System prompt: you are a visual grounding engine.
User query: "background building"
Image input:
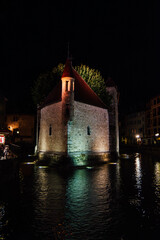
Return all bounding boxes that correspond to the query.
[145,95,160,144]
[6,114,35,144]
[0,95,10,145]
[121,111,146,145]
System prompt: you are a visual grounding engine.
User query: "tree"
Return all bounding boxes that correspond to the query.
[32,64,64,106]
[32,63,111,107]
[75,65,111,107]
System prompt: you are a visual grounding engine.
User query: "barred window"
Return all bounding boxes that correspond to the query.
[87,126,91,135]
[49,124,52,136]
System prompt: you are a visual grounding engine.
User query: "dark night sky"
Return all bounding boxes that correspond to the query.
[1,0,160,113]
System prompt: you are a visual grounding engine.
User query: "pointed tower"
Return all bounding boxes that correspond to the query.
[106,77,119,156]
[61,59,75,122]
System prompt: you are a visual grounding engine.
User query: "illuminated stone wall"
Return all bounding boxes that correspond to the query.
[38,100,109,158]
[68,101,109,154]
[39,102,67,153]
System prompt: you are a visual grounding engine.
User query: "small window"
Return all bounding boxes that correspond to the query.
[87,126,91,135]
[66,81,69,91]
[153,108,156,117]
[49,124,52,136]
[66,104,70,116]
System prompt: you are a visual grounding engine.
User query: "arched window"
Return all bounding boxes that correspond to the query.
[87,126,91,135]
[49,124,52,136]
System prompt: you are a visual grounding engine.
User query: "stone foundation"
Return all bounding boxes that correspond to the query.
[38,151,110,167]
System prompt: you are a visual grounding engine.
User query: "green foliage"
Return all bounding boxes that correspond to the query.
[31,64,64,106]
[75,65,111,107]
[32,63,111,107]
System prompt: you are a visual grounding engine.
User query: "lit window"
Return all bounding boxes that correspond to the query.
[87,126,91,135]
[66,81,69,91]
[0,135,5,144]
[49,124,52,136]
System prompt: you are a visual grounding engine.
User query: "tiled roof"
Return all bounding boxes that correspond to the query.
[73,69,106,108]
[61,58,74,78]
[41,59,106,109]
[40,81,62,108]
[106,77,117,87]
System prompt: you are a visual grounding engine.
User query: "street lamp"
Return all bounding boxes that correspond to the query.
[135,134,141,144]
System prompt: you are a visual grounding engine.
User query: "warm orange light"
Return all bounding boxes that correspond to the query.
[9,126,13,131]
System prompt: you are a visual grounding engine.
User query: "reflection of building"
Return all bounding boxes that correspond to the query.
[37,59,119,165]
[6,114,35,144]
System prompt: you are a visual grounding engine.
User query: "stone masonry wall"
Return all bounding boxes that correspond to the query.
[107,87,119,154]
[68,101,109,153]
[39,102,67,153]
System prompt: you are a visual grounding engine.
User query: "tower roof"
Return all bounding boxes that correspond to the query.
[105,77,117,88]
[61,58,74,78]
[41,59,106,109]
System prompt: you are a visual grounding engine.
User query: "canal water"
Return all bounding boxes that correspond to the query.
[1,153,160,239]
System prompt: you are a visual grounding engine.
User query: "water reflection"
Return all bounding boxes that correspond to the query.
[1,157,160,239]
[154,162,160,188]
[64,164,123,239]
[135,154,142,194]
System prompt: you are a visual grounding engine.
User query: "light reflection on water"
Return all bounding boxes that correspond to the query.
[1,156,160,239]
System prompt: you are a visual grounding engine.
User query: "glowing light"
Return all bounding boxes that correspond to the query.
[38,166,49,169]
[9,126,13,131]
[22,161,36,165]
[136,134,140,138]
[86,166,94,169]
[0,135,5,144]
[155,133,159,137]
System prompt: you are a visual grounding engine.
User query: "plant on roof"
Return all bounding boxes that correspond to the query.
[31,63,112,107]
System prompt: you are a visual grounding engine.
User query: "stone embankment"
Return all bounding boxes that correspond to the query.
[120,144,160,157]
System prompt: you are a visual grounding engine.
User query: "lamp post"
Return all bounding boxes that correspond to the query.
[135,134,141,144]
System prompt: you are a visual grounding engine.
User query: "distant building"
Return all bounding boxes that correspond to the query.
[145,95,160,144]
[36,59,119,166]
[6,114,35,144]
[0,95,10,145]
[122,111,146,144]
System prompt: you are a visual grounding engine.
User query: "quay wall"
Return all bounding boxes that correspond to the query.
[120,144,160,157]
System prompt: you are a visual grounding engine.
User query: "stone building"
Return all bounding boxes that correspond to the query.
[0,95,10,144]
[145,95,160,144]
[37,59,119,166]
[122,111,146,144]
[106,77,119,155]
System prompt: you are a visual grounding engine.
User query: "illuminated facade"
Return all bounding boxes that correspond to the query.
[37,59,118,166]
